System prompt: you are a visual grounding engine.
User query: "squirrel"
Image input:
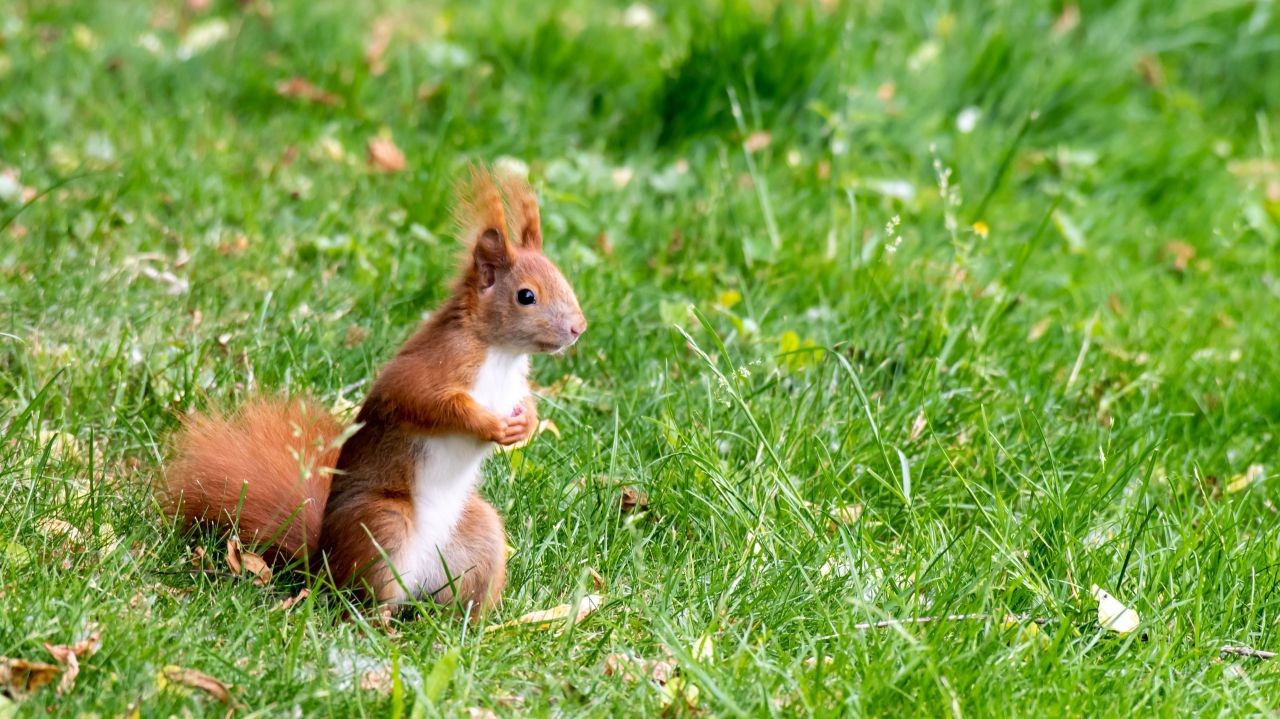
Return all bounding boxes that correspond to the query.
[162,167,587,614]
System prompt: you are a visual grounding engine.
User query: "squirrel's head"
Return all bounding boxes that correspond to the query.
[456,167,587,354]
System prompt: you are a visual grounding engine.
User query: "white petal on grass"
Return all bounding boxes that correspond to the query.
[1091,584,1140,634]
[956,106,982,134]
[493,156,529,179]
[865,179,916,202]
[177,18,230,59]
[622,4,656,29]
[0,173,21,203]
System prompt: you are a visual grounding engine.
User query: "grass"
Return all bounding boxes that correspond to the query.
[2,0,1280,715]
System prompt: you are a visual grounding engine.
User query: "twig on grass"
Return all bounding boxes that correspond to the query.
[1220,645,1277,660]
[852,613,1052,630]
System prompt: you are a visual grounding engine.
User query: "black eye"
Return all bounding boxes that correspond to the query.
[516,288,537,305]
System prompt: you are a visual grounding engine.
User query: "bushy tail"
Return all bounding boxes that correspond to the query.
[163,398,343,559]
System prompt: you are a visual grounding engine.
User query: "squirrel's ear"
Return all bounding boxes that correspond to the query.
[473,228,513,289]
[500,173,542,251]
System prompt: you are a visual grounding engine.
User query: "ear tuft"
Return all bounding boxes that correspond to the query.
[499,172,543,251]
[455,165,515,289]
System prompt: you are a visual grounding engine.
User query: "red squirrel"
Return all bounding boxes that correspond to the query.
[163,167,586,613]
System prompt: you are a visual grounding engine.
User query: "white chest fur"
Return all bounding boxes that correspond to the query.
[391,350,528,602]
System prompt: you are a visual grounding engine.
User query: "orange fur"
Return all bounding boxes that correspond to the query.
[164,398,341,559]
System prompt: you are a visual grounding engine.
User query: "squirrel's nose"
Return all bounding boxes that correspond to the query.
[568,317,587,338]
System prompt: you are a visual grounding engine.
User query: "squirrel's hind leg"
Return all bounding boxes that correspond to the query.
[432,493,508,617]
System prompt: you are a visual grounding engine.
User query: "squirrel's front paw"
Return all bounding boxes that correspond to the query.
[491,413,533,446]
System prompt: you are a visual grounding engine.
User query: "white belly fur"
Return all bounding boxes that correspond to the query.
[392,349,528,601]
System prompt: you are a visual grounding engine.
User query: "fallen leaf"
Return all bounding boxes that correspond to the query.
[367,135,406,173]
[1001,616,1050,650]
[37,518,82,544]
[2,542,31,568]
[620,486,649,513]
[0,657,59,699]
[604,652,677,685]
[909,410,928,441]
[743,131,772,153]
[365,16,394,75]
[275,76,341,107]
[488,594,604,632]
[1163,241,1195,273]
[278,587,311,611]
[1027,318,1052,342]
[1226,464,1265,494]
[1050,3,1080,37]
[586,567,607,592]
[358,667,391,693]
[191,544,211,570]
[344,324,370,348]
[660,675,700,709]
[42,647,78,695]
[160,666,231,703]
[225,537,244,574]
[241,550,273,586]
[804,501,862,528]
[1136,54,1165,88]
[177,18,230,59]
[1091,584,1140,634]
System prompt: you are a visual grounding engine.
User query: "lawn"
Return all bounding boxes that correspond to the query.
[2,0,1280,715]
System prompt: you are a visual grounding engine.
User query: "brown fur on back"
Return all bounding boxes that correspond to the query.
[164,398,342,559]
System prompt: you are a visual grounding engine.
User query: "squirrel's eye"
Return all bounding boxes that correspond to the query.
[516,288,537,306]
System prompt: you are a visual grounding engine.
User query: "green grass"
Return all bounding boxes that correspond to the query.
[3,0,1280,715]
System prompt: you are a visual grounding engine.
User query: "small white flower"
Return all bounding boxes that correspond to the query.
[622,3,656,29]
[494,156,529,179]
[956,106,982,134]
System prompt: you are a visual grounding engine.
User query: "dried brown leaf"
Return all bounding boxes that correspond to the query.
[277,587,311,611]
[0,657,60,699]
[275,76,341,106]
[1050,3,1080,37]
[1163,240,1195,273]
[358,667,391,693]
[743,131,772,153]
[908,410,927,441]
[604,652,677,685]
[1136,55,1165,88]
[620,486,649,513]
[241,550,272,586]
[162,665,231,703]
[225,536,243,575]
[588,567,607,592]
[37,518,82,544]
[367,135,406,173]
[344,324,370,348]
[365,17,394,75]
